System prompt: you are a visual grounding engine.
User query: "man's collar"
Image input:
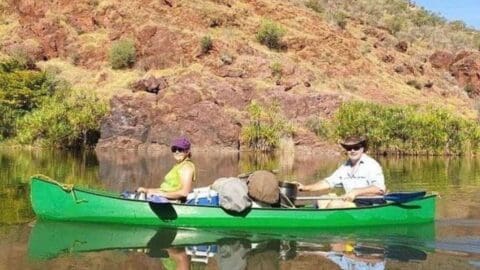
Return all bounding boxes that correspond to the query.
[346,154,365,166]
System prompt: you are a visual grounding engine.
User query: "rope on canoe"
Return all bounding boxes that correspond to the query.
[32,174,74,191]
[31,174,87,204]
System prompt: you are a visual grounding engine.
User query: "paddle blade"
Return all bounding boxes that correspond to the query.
[384,191,426,203]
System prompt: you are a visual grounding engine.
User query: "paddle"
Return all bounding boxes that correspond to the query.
[296,191,426,204]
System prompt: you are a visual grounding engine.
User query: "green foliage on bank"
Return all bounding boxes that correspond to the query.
[242,100,293,152]
[0,69,57,139]
[16,89,108,148]
[0,58,108,148]
[331,101,480,155]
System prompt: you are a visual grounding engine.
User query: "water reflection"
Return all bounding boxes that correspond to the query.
[28,221,433,269]
[95,149,335,191]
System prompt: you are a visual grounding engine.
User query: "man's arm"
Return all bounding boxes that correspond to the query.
[343,185,384,201]
[297,180,331,193]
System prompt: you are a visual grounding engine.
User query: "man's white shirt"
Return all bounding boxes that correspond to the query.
[325,154,385,193]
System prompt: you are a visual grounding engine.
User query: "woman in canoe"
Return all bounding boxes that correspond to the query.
[296,135,385,208]
[137,136,196,201]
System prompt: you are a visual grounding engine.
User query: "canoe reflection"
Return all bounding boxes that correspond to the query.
[28,221,431,269]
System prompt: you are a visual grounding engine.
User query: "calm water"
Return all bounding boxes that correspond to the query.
[1,147,480,269]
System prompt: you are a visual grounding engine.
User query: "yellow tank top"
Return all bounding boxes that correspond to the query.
[159,159,196,192]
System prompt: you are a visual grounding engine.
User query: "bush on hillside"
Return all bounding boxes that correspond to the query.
[406,79,422,90]
[241,100,293,152]
[383,14,405,35]
[256,20,286,50]
[411,8,445,27]
[109,39,136,69]
[332,11,347,29]
[200,36,213,54]
[270,62,282,80]
[305,0,325,13]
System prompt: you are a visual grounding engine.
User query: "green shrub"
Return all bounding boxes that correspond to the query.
[270,62,282,79]
[16,89,108,148]
[108,39,136,69]
[411,8,445,27]
[383,15,405,35]
[200,36,213,54]
[256,20,286,50]
[406,79,422,90]
[333,12,347,29]
[305,0,325,13]
[241,100,293,152]
[449,20,467,31]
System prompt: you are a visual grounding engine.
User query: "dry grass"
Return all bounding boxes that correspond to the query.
[78,30,109,47]
[0,17,19,44]
[36,59,143,99]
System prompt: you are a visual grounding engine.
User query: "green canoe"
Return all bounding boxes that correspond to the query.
[30,176,436,228]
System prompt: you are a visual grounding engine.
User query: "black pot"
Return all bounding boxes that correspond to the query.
[278,181,298,203]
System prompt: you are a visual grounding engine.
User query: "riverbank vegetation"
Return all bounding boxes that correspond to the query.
[242,100,480,156]
[332,101,480,155]
[242,101,294,152]
[0,57,108,148]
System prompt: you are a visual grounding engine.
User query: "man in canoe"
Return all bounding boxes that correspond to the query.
[296,135,385,208]
[137,136,196,201]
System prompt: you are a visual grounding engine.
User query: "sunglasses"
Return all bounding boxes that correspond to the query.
[171,147,187,153]
[343,144,363,151]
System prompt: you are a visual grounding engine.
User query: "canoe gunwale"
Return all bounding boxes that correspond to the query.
[30,176,437,212]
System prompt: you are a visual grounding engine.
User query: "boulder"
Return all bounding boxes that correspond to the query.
[131,76,168,94]
[395,41,408,53]
[429,51,454,69]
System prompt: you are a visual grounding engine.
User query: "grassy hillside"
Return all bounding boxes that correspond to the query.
[1,0,480,152]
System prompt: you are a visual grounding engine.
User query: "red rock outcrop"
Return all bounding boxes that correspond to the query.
[429,50,480,96]
[450,51,480,96]
[429,51,454,69]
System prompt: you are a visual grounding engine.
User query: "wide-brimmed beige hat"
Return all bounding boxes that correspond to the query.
[340,135,367,149]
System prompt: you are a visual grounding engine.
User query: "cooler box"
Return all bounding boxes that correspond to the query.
[186,187,219,206]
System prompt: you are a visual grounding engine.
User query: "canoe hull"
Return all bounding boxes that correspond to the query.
[30,177,436,228]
